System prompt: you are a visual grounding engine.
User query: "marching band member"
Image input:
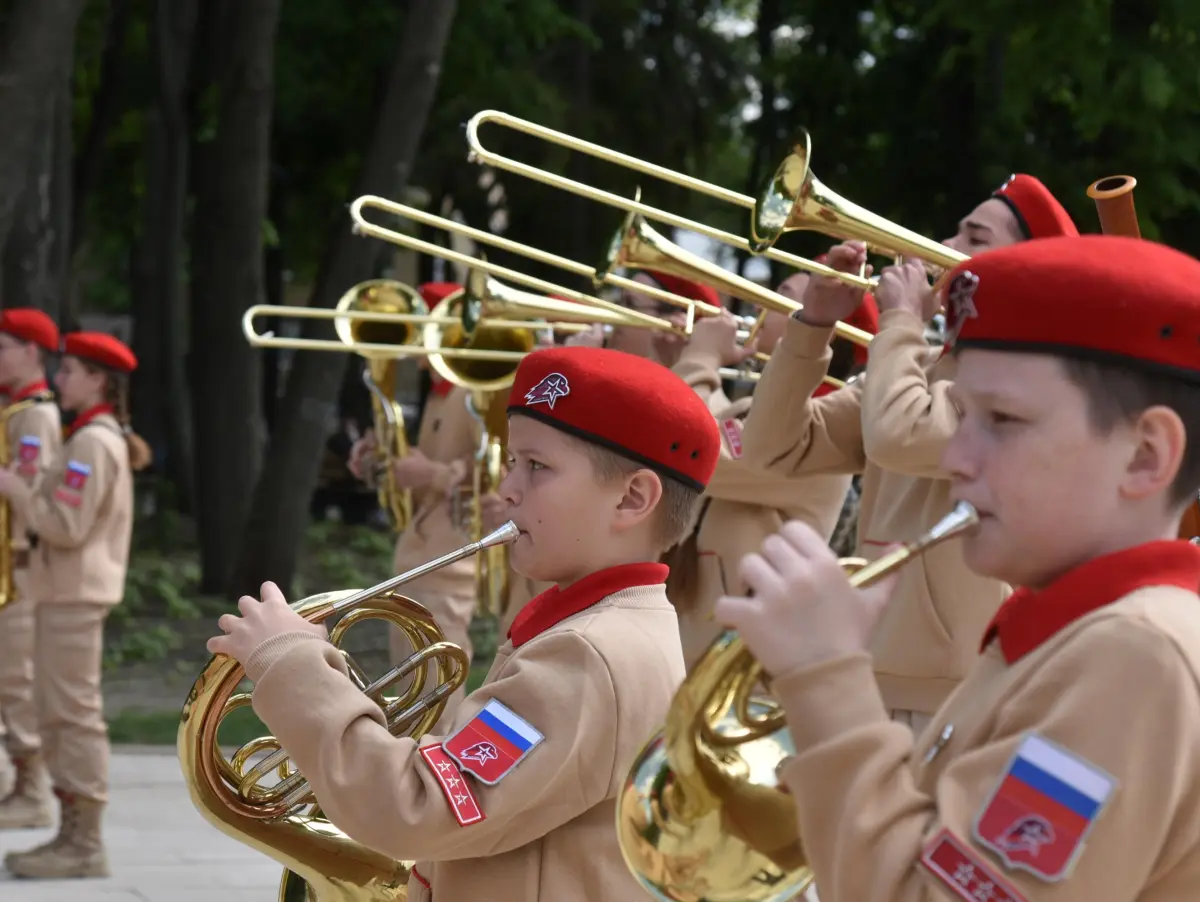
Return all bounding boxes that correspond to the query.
[740,175,1078,734]
[719,235,1200,902]
[0,332,149,879]
[211,346,719,902]
[660,274,877,668]
[0,310,62,830]
[348,282,480,729]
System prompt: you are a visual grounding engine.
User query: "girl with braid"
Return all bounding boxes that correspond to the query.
[0,331,148,880]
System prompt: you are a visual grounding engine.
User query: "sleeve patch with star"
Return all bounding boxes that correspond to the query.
[920,828,1028,902]
[419,744,486,826]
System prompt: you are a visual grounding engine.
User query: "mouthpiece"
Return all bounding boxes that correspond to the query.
[480,521,520,549]
[928,501,979,541]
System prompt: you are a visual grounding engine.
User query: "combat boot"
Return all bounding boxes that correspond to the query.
[5,788,109,879]
[0,750,51,829]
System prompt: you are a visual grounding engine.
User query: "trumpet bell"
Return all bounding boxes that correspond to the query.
[424,291,536,393]
[334,279,428,353]
[750,131,967,273]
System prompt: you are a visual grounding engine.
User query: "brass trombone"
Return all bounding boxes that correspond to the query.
[616,502,979,902]
[465,110,964,283]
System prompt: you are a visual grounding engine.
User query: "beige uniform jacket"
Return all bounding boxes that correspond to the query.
[742,311,1010,712]
[672,347,851,668]
[5,397,61,555]
[393,386,480,595]
[16,413,132,604]
[249,585,685,902]
[774,583,1200,902]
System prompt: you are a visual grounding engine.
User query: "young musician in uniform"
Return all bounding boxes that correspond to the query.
[211,346,718,902]
[659,273,877,668]
[719,234,1200,902]
[0,309,62,829]
[741,174,1078,734]
[0,332,149,879]
[348,282,481,728]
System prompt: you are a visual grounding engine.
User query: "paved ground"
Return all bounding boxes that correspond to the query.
[0,748,281,902]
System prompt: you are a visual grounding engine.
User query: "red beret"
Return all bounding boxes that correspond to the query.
[644,272,721,309]
[0,308,59,352]
[992,174,1079,240]
[62,332,137,374]
[507,346,719,491]
[418,282,463,307]
[942,235,1200,377]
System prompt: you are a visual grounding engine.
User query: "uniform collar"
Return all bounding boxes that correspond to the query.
[508,562,669,647]
[981,540,1200,664]
[65,403,115,439]
[10,378,50,403]
[430,376,455,398]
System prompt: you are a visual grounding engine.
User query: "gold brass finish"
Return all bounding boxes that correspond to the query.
[1087,175,1140,239]
[616,502,979,902]
[179,523,520,902]
[751,130,970,274]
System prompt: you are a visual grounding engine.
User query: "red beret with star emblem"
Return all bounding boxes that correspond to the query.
[62,331,138,373]
[418,282,463,307]
[0,308,59,351]
[992,174,1079,240]
[645,272,721,308]
[507,346,720,490]
[941,235,1200,376]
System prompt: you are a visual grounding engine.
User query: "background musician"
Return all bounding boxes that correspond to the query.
[741,174,1078,735]
[348,281,480,728]
[661,275,874,669]
[210,346,719,902]
[0,310,62,832]
[0,332,149,880]
[719,235,1200,902]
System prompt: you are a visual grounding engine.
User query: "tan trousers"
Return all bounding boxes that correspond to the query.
[35,602,110,802]
[388,587,476,734]
[0,570,40,753]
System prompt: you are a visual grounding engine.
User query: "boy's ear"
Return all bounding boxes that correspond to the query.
[1125,405,1187,502]
[615,469,664,529]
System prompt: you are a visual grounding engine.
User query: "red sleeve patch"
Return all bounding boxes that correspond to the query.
[721,418,743,459]
[419,744,486,827]
[921,828,1029,902]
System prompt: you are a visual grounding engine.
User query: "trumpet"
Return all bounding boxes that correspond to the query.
[616,502,979,902]
[178,522,520,902]
[465,110,963,287]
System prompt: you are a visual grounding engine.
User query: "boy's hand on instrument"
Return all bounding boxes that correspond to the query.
[715,522,899,676]
[687,311,755,367]
[874,257,933,320]
[563,323,606,348]
[391,448,437,489]
[799,241,871,328]
[347,431,377,481]
[208,581,326,664]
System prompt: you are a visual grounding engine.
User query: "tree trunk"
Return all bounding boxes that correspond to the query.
[2,36,74,322]
[189,0,280,593]
[130,0,199,509]
[0,0,89,255]
[233,0,460,596]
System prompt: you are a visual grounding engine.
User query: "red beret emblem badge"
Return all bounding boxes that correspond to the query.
[524,372,571,410]
[944,270,980,345]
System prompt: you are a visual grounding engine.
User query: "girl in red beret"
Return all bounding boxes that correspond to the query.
[0,331,149,879]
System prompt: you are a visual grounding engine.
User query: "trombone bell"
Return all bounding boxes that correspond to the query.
[750,130,969,273]
[334,279,427,353]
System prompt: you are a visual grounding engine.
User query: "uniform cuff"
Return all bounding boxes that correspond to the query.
[772,652,890,752]
[245,631,328,683]
[877,308,926,335]
[781,318,836,359]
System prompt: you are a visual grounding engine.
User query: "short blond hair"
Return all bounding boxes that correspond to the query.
[573,437,704,550]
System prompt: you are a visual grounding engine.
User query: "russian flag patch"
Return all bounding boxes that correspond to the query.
[443,698,544,785]
[973,733,1116,882]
